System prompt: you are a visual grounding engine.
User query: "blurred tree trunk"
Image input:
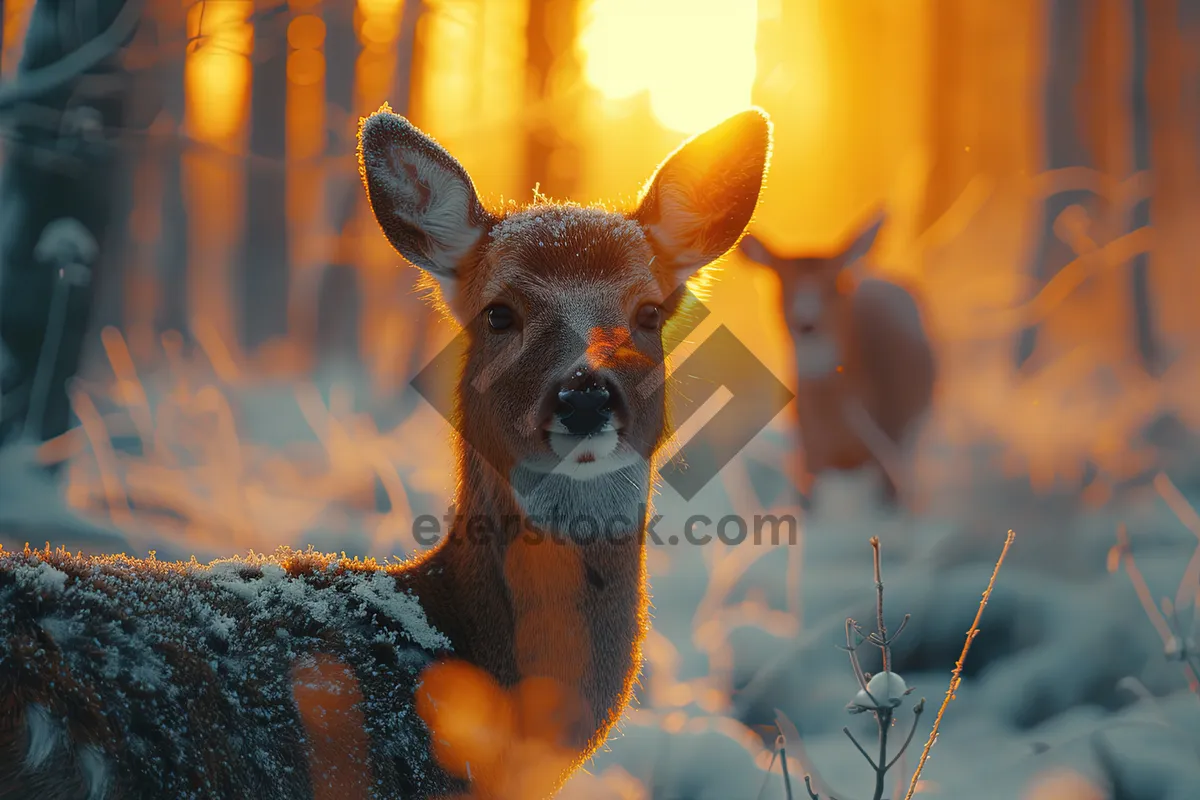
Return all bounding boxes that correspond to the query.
[327,0,421,258]
[90,13,160,337]
[1144,0,1200,355]
[524,0,581,200]
[310,0,357,368]
[156,2,189,341]
[918,0,974,232]
[392,0,420,117]
[1079,0,1162,377]
[378,0,426,401]
[1123,0,1163,375]
[317,0,423,379]
[0,0,141,448]
[240,0,289,353]
[1180,0,1200,347]
[324,0,355,130]
[1013,0,1098,371]
[1189,0,1200,162]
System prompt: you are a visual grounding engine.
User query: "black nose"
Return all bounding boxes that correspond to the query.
[556,383,613,436]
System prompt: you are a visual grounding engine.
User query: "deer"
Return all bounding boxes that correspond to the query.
[0,104,772,800]
[738,211,936,511]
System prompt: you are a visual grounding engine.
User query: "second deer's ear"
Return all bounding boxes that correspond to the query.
[633,109,772,286]
[834,208,886,269]
[357,105,497,284]
[737,233,778,269]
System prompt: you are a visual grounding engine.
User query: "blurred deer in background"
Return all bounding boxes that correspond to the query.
[0,105,771,799]
[739,211,936,511]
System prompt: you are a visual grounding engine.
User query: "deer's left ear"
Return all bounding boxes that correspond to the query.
[357,104,497,284]
[633,109,772,285]
[834,208,886,270]
[737,233,779,270]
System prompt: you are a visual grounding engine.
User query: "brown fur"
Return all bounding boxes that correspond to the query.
[739,211,936,507]
[356,104,770,796]
[0,107,771,799]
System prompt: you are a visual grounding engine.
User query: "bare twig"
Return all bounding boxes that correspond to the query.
[904,529,1016,800]
[961,225,1153,336]
[0,0,146,112]
[831,538,925,800]
[842,726,878,770]
[1114,522,1200,694]
[886,700,925,771]
[844,618,870,690]
[754,737,782,800]
[1152,472,1200,614]
[779,737,795,800]
[872,709,890,800]
[1114,523,1174,641]
[871,536,889,672]
[875,613,911,647]
[776,709,839,800]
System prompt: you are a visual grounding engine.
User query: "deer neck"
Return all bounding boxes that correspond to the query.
[412,448,649,754]
[794,319,866,393]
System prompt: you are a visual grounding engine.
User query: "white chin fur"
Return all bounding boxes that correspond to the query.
[548,429,619,461]
[524,424,643,479]
[795,335,840,378]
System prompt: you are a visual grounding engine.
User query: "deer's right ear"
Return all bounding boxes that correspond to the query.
[633,108,772,286]
[737,233,777,269]
[357,105,497,285]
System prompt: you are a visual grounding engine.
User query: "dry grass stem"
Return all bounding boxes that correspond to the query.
[903,529,1015,800]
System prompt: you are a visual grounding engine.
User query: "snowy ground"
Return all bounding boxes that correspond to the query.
[566,475,1200,800]
[2,353,1200,800]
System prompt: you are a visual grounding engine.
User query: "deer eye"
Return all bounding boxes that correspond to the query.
[635,303,662,331]
[485,304,516,331]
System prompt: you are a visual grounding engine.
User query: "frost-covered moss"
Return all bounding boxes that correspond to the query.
[0,544,462,798]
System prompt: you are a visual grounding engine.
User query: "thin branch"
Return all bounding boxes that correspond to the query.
[913,172,994,258]
[1115,523,1200,693]
[964,225,1153,336]
[892,614,911,641]
[1115,523,1174,641]
[886,700,926,771]
[871,536,889,672]
[842,727,878,770]
[754,737,782,800]
[776,709,838,800]
[872,708,891,800]
[1028,166,1150,207]
[904,530,1016,800]
[845,619,869,690]
[0,0,146,112]
[779,741,795,800]
[1152,472,1200,614]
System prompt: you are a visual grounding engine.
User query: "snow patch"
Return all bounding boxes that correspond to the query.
[23,704,65,769]
[348,570,451,652]
[14,560,69,594]
[79,744,111,800]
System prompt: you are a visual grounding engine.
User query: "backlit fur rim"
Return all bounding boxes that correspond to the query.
[388,107,774,329]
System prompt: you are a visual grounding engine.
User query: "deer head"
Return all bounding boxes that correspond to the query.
[739,209,885,378]
[358,105,772,537]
